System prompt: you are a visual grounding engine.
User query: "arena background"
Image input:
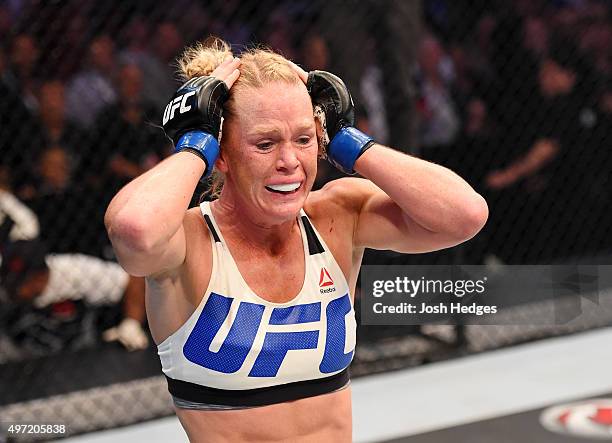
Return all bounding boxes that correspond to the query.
[0,0,611,441]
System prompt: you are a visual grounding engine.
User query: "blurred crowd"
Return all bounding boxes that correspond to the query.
[0,0,611,360]
[418,0,612,265]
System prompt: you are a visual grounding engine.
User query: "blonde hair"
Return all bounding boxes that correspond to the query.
[176,37,303,199]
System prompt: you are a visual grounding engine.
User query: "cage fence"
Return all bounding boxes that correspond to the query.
[1,0,611,439]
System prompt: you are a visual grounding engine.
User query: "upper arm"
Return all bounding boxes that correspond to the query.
[326,178,474,254]
[108,212,188,278]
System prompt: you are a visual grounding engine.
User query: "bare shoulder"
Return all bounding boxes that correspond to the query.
[147,206,210,285]
[181,206,213,280]
[183,205,209,242]
[305,177,375,218]
[304,178,371,279]
[146,206,212,343]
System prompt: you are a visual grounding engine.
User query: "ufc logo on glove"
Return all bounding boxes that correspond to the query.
[162,90,196,125]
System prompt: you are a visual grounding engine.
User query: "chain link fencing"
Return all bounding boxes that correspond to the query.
[1,0,611,439]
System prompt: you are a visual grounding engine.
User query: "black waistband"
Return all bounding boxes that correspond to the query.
[165,368,350,407]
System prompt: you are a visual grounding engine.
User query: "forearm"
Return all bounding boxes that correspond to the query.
[105,151,205,252]
[507,139,559,179]
[355,144,488,237]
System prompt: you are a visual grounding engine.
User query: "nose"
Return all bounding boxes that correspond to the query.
[275,142,300,171]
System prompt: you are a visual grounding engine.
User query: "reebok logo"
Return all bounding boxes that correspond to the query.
[319,268,336,293]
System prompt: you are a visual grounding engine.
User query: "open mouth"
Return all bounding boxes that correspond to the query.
[265,182,302,195]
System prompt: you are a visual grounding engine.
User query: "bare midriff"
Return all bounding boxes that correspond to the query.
[175,385,352,443]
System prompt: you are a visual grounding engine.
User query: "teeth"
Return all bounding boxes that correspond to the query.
[267,182,301,192]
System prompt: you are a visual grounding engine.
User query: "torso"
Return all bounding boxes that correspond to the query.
[145,187,362,442]
[176,387,352,443]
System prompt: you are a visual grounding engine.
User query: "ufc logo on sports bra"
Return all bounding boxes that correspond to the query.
[183,293,354,377]
[162,90,196,125]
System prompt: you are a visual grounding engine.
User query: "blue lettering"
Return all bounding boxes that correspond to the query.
[249,302,321,377]
[183,293,264,373]
[269,302,321,324]
[249,331,319,377]
[183,293,354,377]
[319,293,354,373]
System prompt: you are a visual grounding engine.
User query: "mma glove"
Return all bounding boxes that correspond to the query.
[307,70,374,174]
[162,76,229,178]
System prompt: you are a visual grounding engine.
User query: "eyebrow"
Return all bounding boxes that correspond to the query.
[247,127,281,138]
[247,121,315,138]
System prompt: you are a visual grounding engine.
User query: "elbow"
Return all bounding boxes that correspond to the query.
[105,210,157,255]
[456,194,489,241]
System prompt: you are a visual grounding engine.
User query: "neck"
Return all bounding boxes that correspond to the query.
[213,191,299,256]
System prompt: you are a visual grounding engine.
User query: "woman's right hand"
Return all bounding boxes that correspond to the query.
[161,56,240,177]
[210,55,241,89]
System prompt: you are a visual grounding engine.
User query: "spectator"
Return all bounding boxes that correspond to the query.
[476,13,497,61]
[21,145,102,255]
[298,26,380,143]
[51,13,89,81]
[318,0,420,150]
[0,45,43,186]
[121,21,182,110]
[37,80,88,169]
[358,38,389,144]
[262,7,297,60]
[523,16,551,60]
[208,0,252,51]
[455,97,499,188]
[149,22,184,106]
[488,10,540,143]
[300,32,330,72]
[92,63,168,203]
[5,34,40,113]
[176,4,211,45]
[0,4,11,38]
[0,239,148,358]
[452,97,501,263]
[576,80,612,253]
[416,34,460,161]
[119,16,150,56]
[446,15,497,107]
[577,19,612,78]
[485,39,601,261]
[65,35,118,128]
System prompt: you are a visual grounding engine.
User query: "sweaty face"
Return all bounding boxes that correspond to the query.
[219,82,318,224]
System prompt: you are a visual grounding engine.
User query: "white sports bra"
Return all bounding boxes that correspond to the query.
[158,201,356,407]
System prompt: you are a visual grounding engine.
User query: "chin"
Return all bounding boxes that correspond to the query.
[259,196,307,224]
[267,201,304,223]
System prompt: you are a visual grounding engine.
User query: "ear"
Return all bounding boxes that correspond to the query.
[216,115,238,174]
[313,106,328,159]
[215,145,229,174]
[315,117,324,158]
